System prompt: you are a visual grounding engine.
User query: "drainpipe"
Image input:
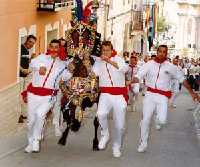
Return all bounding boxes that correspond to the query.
[103,0,109,40]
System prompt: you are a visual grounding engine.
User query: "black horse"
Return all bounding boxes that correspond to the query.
[58,55,100,151]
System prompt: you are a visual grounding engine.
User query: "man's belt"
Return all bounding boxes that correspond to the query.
[100,87,128,103]
[147,87,172,99]
[27,83,58,96]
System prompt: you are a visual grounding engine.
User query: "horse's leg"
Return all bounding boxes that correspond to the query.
[58,108,70,146]
[93,116,99,151]
[71,105,81,132]
[58,100,71,146]
[58,126,70,146]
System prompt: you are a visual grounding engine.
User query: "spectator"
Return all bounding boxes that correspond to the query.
[19,35,37,123]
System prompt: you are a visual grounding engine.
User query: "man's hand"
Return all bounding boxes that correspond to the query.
[125,80,132,86]
[31,53,37,59]
[88,71,96,78]
[101,55,119,69]
[190,92,200,102]
[20,68,31,75]
[39,66,47,75]
[68,63,75,73]
[101,55,109,62]
[183,80,200,102]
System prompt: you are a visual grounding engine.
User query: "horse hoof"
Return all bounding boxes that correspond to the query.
[93,146,99,151]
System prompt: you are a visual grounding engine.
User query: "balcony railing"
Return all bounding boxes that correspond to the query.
[177,0,200,5]
[37,0,74,12]
[132,11,143,32]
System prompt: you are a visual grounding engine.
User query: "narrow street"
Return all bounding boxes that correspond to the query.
[1,1,200,167]
[0,90,199,167]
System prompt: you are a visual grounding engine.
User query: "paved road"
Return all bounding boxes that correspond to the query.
[0,91,200,167]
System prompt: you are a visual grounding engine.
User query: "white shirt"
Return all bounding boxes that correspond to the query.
[30,54,72,90]
[126,65,139,81]
[136,60,185,91]
[92,55,128,87]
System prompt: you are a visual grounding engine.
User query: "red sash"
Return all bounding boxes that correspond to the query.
[21,84,58,102]
[100,87,128,103]
[27,83,58,96]
[21,59,57,102]
[147,87,172,99]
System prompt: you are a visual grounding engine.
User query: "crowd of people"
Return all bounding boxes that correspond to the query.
[19,35,200,158]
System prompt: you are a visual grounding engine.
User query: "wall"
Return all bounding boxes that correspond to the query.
[0,0,72,89]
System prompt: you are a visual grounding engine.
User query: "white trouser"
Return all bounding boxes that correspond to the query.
[140,92,168,143]
[140,82,146,94]
[27,93,53,143]
[171,91,179,106]
[97,93,127,149]
[128,83,139,110]
[20,76,31,116]
[52,90,63,127]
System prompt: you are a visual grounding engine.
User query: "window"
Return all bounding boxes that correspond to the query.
[45,22,59,51]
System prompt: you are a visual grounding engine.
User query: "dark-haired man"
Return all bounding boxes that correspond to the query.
[132,45,199,153]
[24,39,72,153]
[126,55,140,112]
[20,35,37,77]
[19,35,37,121]
[92,41,128,158]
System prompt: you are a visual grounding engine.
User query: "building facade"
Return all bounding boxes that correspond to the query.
[176,0,200,58]
[97,0,144,56]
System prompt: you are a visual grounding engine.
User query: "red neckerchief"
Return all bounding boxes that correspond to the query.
[154,56,167,64]
[111,49,117,58]
[46,49,59,56]
[58,46,67,61]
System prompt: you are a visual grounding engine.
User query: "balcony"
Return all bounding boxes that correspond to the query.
[177,0,200,5]
[37,0,74,12]
[131,11,143,32]
[176,0,188,4]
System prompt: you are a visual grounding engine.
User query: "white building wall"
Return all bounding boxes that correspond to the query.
[176,1,200,58]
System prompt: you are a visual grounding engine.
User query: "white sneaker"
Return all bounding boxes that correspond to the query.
[32,140,40,153]
[172,104,176,108]
[55,127,62,137]
[98,134,109,150]
[24,144,32,153]
[137,142,147,153]
[113,147,121,158]
[155,124,162,130]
